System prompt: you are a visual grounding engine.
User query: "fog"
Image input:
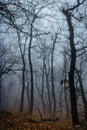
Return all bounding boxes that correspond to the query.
[0,0,87,123]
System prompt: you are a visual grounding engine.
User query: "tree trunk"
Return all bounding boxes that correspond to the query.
[62,9,79,125]
[76,69,87,121]
[28,20,34,114]
[29,44,34,114]
[29,53,34,115]
[26,82,30,110]
[63,50,69,118]
[0,76,2,110]
[59,86,63,116]
[51,42,56,115]
[20,63,25,112]
[84,104,87,121]
[41,58,45,114]
[64,87,69,118]
[35,72,45,115]
[45,64,52,114]
[17,31,26,113]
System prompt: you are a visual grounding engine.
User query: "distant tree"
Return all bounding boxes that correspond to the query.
[51,32,58,115]
[0,0,54,114]
[24,0,54,114]
[0,42,15,110]
[76,68,87,121]
[63,49,70,118]
[17,31,28,112]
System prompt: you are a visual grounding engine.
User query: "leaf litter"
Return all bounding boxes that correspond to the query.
[0,111,87,130]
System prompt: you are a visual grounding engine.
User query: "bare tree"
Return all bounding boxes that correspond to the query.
[62,0,86,125]
[0,42,16,110]
[51,32,58,115]
[17,31,28,112]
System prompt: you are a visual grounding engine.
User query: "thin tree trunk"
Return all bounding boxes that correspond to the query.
[28,19,35,114]
[17,31,26,112]
[20,65,25,112]
[63,51,69,118]
[41,58,45,114]
[26,82,30,110]
[28,39,34,115]
[45,64,52,114]
[59,86,63,116]
[51,43,56,115]
[64,87,69,118]
[35,72,45,115]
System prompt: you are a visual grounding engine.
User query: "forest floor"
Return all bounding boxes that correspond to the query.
[0,111,87,130]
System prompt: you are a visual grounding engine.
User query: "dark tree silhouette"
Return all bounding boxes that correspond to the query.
[62,8,78,127]
[62,0,86,125]
[76,69,87,121]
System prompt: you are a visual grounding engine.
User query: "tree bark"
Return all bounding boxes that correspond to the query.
[76,69,87,121]
[0,76,2,110]
[62,9,79,125]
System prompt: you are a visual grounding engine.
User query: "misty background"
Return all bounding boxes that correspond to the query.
[0,0,87,122]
